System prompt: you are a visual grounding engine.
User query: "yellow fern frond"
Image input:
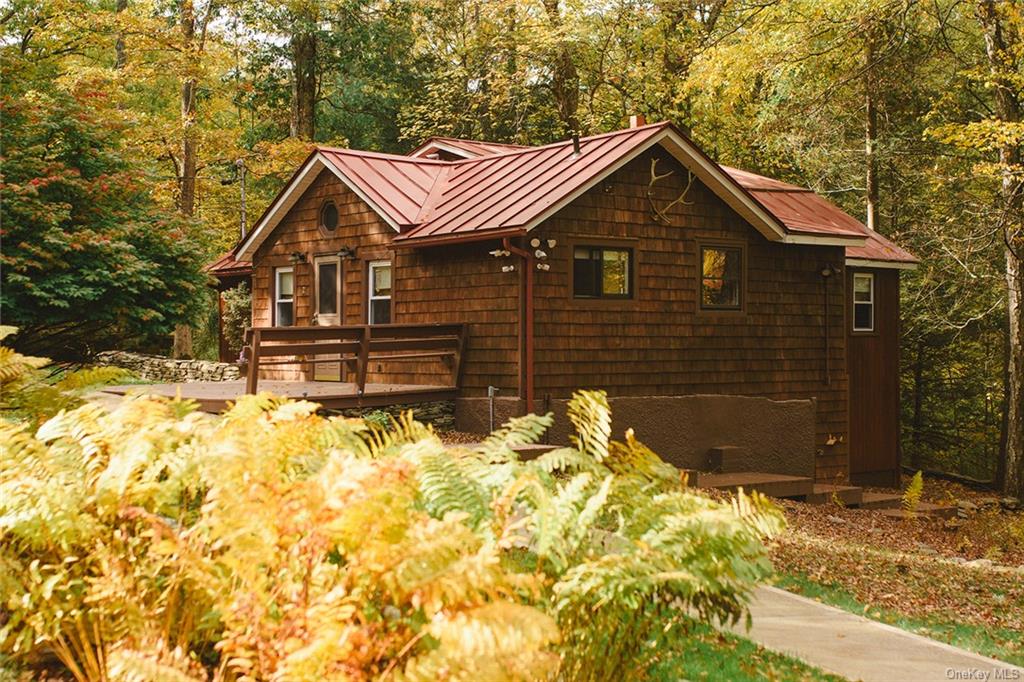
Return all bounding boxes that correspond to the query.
[902,471,924,515]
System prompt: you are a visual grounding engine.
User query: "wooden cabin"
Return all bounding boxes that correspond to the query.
[210,121,917,484]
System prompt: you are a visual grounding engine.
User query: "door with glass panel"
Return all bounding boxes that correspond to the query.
[313,255,342,380]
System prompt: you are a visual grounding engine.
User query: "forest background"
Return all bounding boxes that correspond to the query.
[1,0,1021,492]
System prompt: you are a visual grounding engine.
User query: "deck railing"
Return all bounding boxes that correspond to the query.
[241,323,467,396]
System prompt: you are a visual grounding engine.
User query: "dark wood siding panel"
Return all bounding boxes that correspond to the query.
[394,242,520,395]
[847,268,901,485]
[531,148,850,481]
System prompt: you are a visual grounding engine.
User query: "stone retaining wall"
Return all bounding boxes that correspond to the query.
[333,401,455,431]
[96,351,241,383]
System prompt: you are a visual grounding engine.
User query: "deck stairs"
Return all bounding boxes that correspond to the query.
[685,446,955,518]
[477,442,956,518]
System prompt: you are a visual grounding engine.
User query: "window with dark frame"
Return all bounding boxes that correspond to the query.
[573,246,633,299]
[700,245,742,310]
[274,266,294,326]
[320,200,339,232]
[853,272,874,331]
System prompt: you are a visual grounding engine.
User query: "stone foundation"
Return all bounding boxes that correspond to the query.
[96,351,241,383]
[332,400,455,431]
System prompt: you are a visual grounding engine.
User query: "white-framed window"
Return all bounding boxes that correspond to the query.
[852,272,874,332]
[274,266,294,326]
[368,260,391,324]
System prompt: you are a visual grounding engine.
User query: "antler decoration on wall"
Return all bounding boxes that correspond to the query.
[646,157,695,224]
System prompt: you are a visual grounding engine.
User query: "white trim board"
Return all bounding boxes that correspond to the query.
[846,257,918,270]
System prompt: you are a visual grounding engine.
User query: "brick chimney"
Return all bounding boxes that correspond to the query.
[629,114,646,128]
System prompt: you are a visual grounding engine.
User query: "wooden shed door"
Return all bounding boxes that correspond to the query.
[313,256,342,380]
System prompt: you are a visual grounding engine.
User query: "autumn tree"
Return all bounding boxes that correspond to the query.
[0,89,207,358]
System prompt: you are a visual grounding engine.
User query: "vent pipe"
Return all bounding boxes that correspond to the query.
[571,132,581,156]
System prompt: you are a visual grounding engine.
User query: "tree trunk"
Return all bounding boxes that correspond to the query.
[174,0,199,359]
[864,31,879,231]
[290,17,317,141]
[542,0,579,135]
[911,340,924,468]
[979,0,1023,498]
[114,0,127,69]
[1004,247,1024,496]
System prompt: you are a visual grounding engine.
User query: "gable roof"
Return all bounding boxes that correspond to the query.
[721,166,918,268]
[236,122,922,266]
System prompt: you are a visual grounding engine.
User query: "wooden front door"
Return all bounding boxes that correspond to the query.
[313,256,342,380]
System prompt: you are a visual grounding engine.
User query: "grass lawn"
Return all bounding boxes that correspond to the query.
[776,571,1024,667]
[648,621,848,682]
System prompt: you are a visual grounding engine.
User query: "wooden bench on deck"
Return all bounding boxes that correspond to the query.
[241,323,467,402]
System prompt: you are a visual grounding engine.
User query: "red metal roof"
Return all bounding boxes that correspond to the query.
[721,165,917,264]
[206,250,252,278]
[233,122,916,267]
[408,136,529,159]
[317,148,445,228]
[398,124,668,242]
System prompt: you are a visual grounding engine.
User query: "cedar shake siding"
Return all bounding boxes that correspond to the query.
[530,148,850,481]
[251,170,520,391]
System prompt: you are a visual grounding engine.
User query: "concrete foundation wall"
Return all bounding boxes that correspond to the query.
[456,394,817,477]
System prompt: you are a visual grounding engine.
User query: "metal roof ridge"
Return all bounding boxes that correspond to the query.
[442,122,672,165]
[318,146,451,165]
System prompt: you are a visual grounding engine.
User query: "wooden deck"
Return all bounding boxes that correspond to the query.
[101,379,457,413]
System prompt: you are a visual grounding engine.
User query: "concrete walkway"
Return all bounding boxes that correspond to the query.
[725,586,1024,682]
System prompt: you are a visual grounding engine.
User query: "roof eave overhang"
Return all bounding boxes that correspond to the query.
[783,233,867,247]
[394,227,527,249]
[236,151,402,261]
[845,257,918,270]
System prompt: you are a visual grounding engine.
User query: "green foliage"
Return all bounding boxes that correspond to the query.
[902,471,925,515]
[0,89,208,359]
[0,387,782,681]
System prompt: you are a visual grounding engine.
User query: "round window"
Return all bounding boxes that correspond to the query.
[320,201,339,231]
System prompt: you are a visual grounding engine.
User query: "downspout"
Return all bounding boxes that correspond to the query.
[504,237,535,411]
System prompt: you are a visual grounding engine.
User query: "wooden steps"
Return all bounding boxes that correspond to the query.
[693,474,956,518]
[876,502,959,520]
[696,472,814,499]
[805,484,863,506]
[857,492,903,509]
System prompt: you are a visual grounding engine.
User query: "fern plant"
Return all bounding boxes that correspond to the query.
[902,470,925,516]
[1,384,784,681]
[0,327,133,424]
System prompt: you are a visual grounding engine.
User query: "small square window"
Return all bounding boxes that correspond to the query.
[853,273,874,331]
[701,245,743,309]
[573,246,632,298]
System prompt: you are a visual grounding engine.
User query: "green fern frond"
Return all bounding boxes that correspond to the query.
[477,412,554,462]
[530,446,599,475]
